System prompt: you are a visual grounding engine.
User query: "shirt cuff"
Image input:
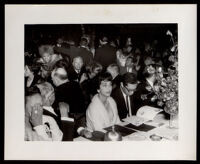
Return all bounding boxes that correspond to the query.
[77,127,85,135]
[61,117,74,122]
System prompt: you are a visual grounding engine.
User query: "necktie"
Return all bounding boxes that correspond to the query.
[126,95,130,117]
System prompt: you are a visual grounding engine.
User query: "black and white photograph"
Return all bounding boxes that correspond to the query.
[5,5,196,160]
[24,24,178,142]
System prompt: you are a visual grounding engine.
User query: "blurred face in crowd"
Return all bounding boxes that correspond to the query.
[146,65,156,75]
[73,57,84,71]
[41,52,51,63]
[90,66,102,78]
[57,38,64,44]
[125,57,134,68]
[26,93,43,116]
[38,66,49,79]
[145,43,152,52]
[122,82,138,96]
[98,80,112,98]
[106,67,115,79]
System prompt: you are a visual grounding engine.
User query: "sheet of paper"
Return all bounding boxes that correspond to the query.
[123,115,149,126]
[136,106,163,120]
[151,125,178,140]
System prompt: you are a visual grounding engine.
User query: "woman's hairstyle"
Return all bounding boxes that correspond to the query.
[97,72,113,89]
[86,62,103,74]
[122,72,138,86]
[38,45,54,56]
[142,64,156,78]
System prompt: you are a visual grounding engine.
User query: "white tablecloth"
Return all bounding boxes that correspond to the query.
[74,113,178,141]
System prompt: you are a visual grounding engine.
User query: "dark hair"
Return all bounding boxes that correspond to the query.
[25,86,41,97]
[99,36,108,42]
[80,37,88,47]
[107,63,120,74]
[126,56,137,64]
[122,72,138,86]
[97,72,113,89]
[142,64,156,78]
[54,59,70,71]
[86,62,103,74]
[54,70,68,80]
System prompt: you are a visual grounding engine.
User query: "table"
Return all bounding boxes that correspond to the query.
[74,113,178,141]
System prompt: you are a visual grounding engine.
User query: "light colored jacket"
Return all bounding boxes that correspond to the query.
[86,94,120,132]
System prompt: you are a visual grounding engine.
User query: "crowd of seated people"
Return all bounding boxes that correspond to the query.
[25,31,177,141]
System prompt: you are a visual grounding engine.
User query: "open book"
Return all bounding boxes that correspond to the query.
[123,106,163,126]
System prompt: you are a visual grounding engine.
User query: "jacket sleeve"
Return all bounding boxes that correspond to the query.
[43,115,63,141]
[86,104,105,132]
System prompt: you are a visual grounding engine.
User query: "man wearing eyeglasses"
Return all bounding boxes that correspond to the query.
[111,72,139,120]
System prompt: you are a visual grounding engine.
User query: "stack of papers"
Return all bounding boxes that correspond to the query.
[123,116,149,126]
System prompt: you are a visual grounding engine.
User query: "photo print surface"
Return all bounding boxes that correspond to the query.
[24,24,178,142]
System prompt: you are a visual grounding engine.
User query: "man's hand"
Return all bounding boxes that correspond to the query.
[59,102,69,117]
[80,73,88,83]
[79,129,92,138]
[30,105,43,127]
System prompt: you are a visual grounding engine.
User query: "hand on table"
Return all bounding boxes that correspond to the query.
[80,129,92,138]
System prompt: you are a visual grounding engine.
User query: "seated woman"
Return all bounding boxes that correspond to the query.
[85,72,120,132]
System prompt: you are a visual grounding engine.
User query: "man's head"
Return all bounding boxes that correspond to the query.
[121,73,138,96]
[80,37,89,47]
[125,56,136,68]
[99,36,108,46]
[51,59,69,87]
[72,56,84,71]
[25,86,43,116]
[106,63,120,79]
[36,82,55,106]
[86,62,103,78]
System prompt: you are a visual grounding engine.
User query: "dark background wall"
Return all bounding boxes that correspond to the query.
[25,24,177,53]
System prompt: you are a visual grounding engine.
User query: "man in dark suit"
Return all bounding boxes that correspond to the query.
[67,56,86,83]
[133,64,161,110]
[94,36,117,69]
[51,59,86,138]
[78,37,93,66]
[106,63,122,90]
[111,73,139,120]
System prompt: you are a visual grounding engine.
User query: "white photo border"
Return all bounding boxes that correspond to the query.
[5,4,197,160]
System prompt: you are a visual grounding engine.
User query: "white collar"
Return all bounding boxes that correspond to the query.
[146,78,154,88]
[120,85,128,98]
[43,106,57,116]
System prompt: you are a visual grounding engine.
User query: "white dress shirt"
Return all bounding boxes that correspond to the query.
[120,86,132,117]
